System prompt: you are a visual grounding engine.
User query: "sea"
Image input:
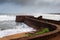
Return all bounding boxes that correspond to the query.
[0,14,60,38]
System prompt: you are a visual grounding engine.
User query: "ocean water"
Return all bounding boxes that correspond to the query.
[0,15,60,30]
[0,15,36,38]
[0,14,60,38]
[0,21,36,38]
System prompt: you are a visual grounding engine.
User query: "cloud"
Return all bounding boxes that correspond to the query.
[0,0,6,4]
[0,0,60,14]
[0,0,60,6]
[13,0,60,6]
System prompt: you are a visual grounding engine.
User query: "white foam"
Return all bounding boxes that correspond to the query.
[0,29,36,38]
[0,15,15,21]
[0,15,60,21]
[0,23,36,38]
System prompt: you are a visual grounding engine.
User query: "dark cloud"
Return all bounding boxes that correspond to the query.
[0,0,6,4]
[0,0,60,14]
[0,0,60,6]
[13,0,60,6]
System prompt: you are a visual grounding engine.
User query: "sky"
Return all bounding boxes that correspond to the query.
[0,0,60,14]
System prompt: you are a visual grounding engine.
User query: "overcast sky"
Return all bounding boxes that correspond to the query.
[0,0,60,14]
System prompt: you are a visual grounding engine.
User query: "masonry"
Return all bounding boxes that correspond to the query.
[15,15,60,40]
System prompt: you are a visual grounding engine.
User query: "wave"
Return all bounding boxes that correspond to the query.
[0,15,15,21]
[0,14,60,21]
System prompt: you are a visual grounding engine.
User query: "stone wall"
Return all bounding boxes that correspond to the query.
[16,15,35,22]
[24,17,56,31]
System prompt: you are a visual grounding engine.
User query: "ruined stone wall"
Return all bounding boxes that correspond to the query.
[16,15,35,22]
[24,17,56,31]
[38,19,60,25]
[37,16,60,25]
